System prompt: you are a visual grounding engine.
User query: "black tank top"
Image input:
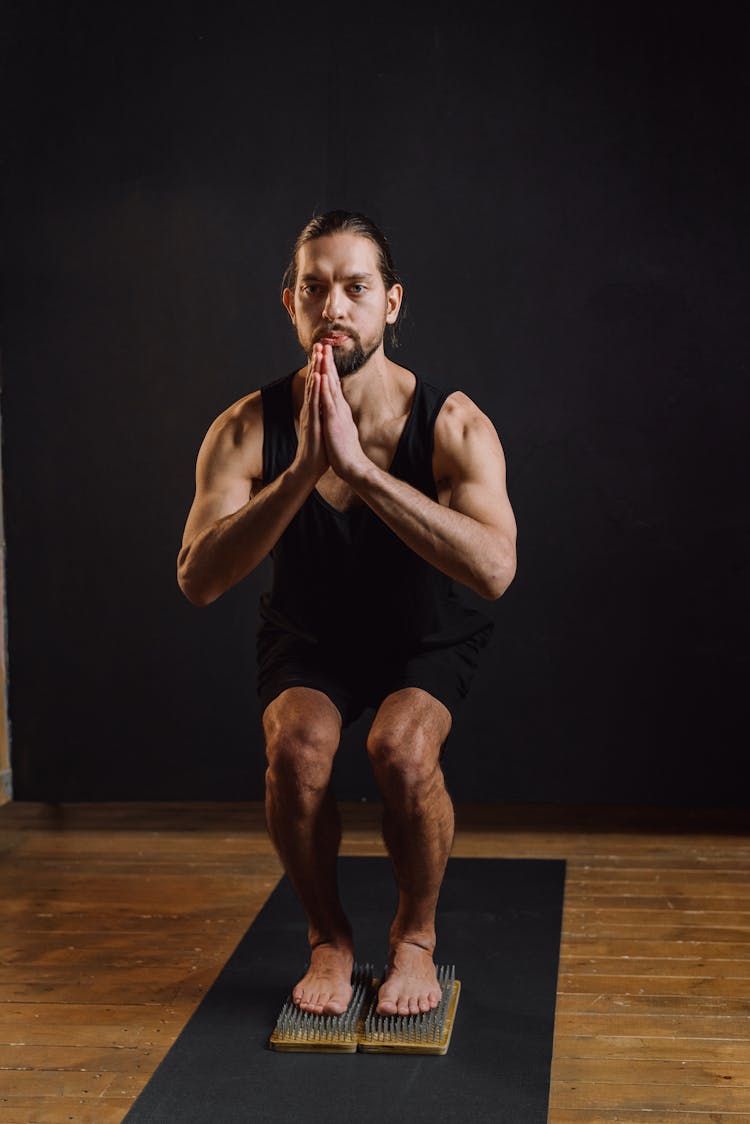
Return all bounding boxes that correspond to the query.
[258,370,492,655]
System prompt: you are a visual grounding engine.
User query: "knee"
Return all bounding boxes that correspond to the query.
[265,722,337,797]
[366,724,441,797]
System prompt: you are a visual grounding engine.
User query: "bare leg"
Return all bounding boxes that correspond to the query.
[366,688,454,1016]
[263,687,354,1015]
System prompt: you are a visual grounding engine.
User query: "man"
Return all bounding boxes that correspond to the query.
[177,210,517,1019]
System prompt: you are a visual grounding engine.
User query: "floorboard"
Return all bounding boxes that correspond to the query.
[1,801,748,1121]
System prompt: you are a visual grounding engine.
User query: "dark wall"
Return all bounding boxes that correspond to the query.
[1,2,747,803]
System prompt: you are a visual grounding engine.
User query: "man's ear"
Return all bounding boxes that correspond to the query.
[282,287,296,324]
[385,283,403,324]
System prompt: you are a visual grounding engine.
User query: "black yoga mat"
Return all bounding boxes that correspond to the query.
[124,856,565,1124]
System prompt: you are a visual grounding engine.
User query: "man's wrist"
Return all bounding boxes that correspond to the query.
[346,454,378,489]
[285,458,323,494]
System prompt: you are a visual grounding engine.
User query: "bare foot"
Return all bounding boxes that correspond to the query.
[292,941,354,1015]
[377,939,442,1016]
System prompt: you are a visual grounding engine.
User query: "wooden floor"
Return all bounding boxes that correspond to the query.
[0,801,749,1123]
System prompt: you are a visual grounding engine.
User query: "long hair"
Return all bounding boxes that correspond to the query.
[281,210,405,347]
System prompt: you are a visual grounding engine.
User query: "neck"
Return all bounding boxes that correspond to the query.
[338,350,404,424]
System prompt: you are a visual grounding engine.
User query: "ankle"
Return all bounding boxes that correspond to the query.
[389,929,436,954]
[309,927,354,952]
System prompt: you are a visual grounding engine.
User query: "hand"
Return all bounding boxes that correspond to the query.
[319,345,369,481]
[293,345,329,482]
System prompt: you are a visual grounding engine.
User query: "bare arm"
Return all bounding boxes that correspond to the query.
[323,373,517,599]
[357,395,516,599]
[177,354,328,606]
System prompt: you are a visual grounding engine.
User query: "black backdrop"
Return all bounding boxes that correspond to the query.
[1,2,747,803]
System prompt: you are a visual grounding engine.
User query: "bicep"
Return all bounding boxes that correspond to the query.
[180,418,256,550]
[438,402,517,543]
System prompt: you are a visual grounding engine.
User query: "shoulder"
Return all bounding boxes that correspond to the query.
[204,368,297,440]
[434,389,501,449]
[196,387,265,479]
[205,388,262,446]
[431,388,507,486]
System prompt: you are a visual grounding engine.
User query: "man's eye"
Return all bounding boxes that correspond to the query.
[349,285,365,293]
[302,285,320,295]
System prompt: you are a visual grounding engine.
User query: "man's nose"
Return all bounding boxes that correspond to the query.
[323,289,344,321]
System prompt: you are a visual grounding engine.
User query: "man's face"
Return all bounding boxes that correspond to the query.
[283,233,401,377]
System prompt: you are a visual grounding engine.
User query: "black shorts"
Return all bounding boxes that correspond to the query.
[256,621,494,731]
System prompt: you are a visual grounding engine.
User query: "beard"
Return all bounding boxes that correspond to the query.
[333,336,380,377]
[308,325,383,377]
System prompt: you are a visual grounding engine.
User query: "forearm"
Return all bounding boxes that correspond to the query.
[177,464,316,606]
[351,462,515,599]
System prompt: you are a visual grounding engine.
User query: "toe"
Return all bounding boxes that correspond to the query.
[418,995,431,1013]
[323,991,344,1015]
[377,989,397,1015]
[408,996,419,1015]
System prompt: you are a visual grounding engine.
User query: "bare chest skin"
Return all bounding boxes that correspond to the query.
[313,469,363,512]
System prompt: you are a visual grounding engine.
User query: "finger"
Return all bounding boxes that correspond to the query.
[327,346,343,397]
[304,349,318,402]
[319,348,335,402]
[320,368,335,408]
[317,377,329,436]
[310,371,322,427]
[322,343,338,381]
